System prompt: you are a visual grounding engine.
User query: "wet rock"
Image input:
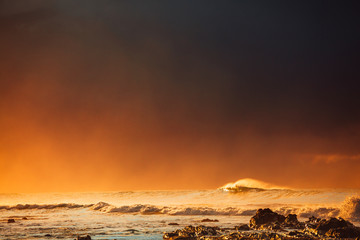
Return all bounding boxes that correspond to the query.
[165,237,196,240]
[7,219,15,223]
[168,222,180,225]
[284,214,299,225]
[201,218,219,222]
[163,225,219,239]
[235,224,250,230]
[325,226,360,238]
[249,208,285,229]
[163,231,180,239]
[288,230,300,236]
[306,216,321,224]
[163,208,360,239]
[283,213,304,229]
[124,228,138,234]
[314,217,353,234]
[304,217,360,238]
[220,231,243,239]
[76,235,91,240]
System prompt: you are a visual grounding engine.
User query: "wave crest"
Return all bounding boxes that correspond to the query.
[340,196,360,220]
[0,203,91,210]
[219,178,287,192]
[91,202,163,214]
[2,195,360,221]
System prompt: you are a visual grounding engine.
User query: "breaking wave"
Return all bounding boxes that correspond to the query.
[0,203,92,210]
[90,202,256,215]
[0,201,354,219]
[89,200,360,220]
[219,178,288,192]
[340,196,360,220]
[1,199,360,220]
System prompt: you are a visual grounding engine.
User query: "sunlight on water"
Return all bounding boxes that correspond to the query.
[1,180,360,239]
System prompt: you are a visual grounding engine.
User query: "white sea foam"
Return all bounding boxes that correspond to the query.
[1,181,360,221]
[0,203,91,210]
[1,181,360,240]
[219,178,287,192]
[340,196,360,220]
[87,200,355,219]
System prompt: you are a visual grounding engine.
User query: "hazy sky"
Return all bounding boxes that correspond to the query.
[1,0,360,192]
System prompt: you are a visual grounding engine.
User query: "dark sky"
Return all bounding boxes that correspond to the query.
[1,0,360,192]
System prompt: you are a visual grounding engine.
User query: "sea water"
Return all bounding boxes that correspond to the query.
[1,179,360,239]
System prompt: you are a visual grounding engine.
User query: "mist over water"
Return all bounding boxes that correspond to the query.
[1,179,360,239]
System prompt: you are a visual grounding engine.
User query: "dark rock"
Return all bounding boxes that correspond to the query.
[283,213,304,229]
[165,237,196,240]
[306,216,321,224]
[224,232,243,239]
[288,230,301,236]
[168,222,180,225]
[201,218,219,222]
[163,225,219,239]
[249,208,285,229]
[284,214,299,225]
[325,226,360,238]
[7,219,15,223]
[22,217,28,220]
[315,217,353,233]
[304,217,360,238]
[45,234,52,237]
[235,224,250,230]
[163,208,360,239]
[163,231,179,239]
[77,235,91,240]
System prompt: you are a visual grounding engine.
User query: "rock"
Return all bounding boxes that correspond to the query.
[325,226,360,238]
[235,224,250,230]
[22,217,28,220]
[7,219,15,223]
[249,208,285,229]
[168,222,180,225]
[44,234,52,237]
[284,214,299,225]
[306,216,321,224]
[165,237,196,240]
[163,231,179,239]
[201,218,219,222]
[283,213,304,229]
[163,209,360,239]
[304,217,360,238]
[315,217,353,234]
[222,232,243,239]
[77,235,91,240]
[163,225,219,239]
[288,230,301,236]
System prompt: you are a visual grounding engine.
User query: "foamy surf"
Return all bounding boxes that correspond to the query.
[219,178,288,192]
[0,201,355,220]
[1,179,360,239]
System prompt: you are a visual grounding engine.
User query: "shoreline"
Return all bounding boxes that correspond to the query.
[163,208,360,239]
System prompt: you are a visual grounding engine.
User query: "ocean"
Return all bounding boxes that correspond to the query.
[1,179,360,239]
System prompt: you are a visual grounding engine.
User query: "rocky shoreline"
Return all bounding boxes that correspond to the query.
[163,208,360,239]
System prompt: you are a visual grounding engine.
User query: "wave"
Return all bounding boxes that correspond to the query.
[0,201,343,218]
[90,202,256,215]
[2,196,360,221]
[219,178,289,192]
[89,201,359,220]
[0,203,92,210]
[340,196,360,220]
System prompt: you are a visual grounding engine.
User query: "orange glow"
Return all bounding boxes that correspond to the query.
[1,2,360,193]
